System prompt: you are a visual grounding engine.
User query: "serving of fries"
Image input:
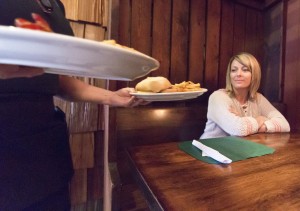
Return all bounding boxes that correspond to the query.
[171,81,202,92]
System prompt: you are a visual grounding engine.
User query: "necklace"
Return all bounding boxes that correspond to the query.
[241,102,248,113]
[36,0,53,13]
[233,98,249,115]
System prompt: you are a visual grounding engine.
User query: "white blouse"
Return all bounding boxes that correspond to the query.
[200,89,290,139]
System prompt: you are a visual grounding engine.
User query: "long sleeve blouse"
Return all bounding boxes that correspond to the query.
[200,89,290,139]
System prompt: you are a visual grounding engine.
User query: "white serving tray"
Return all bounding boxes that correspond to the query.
[0,26,159,81]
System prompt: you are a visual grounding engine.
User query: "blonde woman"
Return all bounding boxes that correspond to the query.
[200,52,290,139]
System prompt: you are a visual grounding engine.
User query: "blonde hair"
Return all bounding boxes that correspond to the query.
[225,52,261,100]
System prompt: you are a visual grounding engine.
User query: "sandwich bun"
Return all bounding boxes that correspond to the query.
[135,76,172,93]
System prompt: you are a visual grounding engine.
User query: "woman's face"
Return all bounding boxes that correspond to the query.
[230,59,252,91]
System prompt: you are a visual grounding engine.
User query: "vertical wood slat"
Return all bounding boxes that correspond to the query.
[87,166,104,200]
[116,0,132,89]
[219,0,234,89]
[129,0,153,87]
[284,0,300,131]
[69,21,85,37]
[69,133,95,169]
[68,102,99,133]
[84,24,106,41]
[204,0,221,93]
[78,0,101,24]
[233,4,247,54]
[245,9,259,55]
[188,0,206,84]
[152,0,172,78]
[256,12,264,68]
[118,0,131,47]
[170,0,190,83]
[101,0,110,27]
[60,0,79,21]
[70,169,88,205]
[131,0,152,55]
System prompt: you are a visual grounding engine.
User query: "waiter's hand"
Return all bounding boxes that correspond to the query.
[0,64,44,79]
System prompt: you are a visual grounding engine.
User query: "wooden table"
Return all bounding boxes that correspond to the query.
[126,133,300,210]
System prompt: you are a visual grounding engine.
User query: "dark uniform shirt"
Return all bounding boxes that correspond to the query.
[0,0,74,209]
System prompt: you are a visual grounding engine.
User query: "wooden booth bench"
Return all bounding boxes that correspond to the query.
[109,101,286,210]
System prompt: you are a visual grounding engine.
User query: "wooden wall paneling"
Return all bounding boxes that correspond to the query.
[70,169,88,205]
[60,0,79,21]
[259,4,281,100]
[235,0,265,10]
[245,9,259,55]
[87,167,104,201]
[118,0,132,47]
[84,24,107,41]
[94,131,105,166]
[116,0,132,90]
[130,0,153,87]
[188,0,206,84]
[130,0,152,54]
[68,102,99,133]
[151,0,172,78]
[170,0,190,83]
[233,4,247,54]
[69,133,95,169]
[204,0,221,93]
[284,0,300,131]
[256,11,264,66]
[218,0,234,89]
[101,0,110,27]
[69,21,85,37]
[78,0,101,24]
[106,107,117,162]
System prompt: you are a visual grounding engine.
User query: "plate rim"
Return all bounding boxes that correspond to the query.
[130,88,208,96]
[0,26,160,81]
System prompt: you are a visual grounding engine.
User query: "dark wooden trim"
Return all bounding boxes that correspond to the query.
[234,0,282,11]
[125,149,164,211]
[281,0,287,102]
[264,0,283,11]
[234,0,265,11]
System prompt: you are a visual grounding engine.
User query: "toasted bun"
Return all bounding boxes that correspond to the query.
[135,77,172,93]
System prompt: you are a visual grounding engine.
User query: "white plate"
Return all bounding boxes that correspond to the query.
[130,89,208,101]
[0,26,159,81]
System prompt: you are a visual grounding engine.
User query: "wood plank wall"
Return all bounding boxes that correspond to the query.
[284,0,300,132]
[56,0,110,210]
[115,0,265,99]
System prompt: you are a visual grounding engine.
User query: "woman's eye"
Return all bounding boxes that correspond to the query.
[231,69,237,72]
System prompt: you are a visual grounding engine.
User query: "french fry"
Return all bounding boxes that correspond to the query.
[171,81,201,92]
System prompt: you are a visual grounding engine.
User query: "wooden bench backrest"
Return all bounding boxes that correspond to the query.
[116,105,208,148]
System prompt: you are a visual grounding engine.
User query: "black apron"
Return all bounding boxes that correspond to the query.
[0,1,74,209]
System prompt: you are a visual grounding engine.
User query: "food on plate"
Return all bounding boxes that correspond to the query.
[164,81,201,92]
[102,39,135,51]
[135,76,172,93]
[135,76,202,93]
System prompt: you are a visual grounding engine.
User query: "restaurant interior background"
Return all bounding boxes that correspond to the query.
[57,0,300,210]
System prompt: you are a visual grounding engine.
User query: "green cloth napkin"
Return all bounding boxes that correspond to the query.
[178,136,275,164]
